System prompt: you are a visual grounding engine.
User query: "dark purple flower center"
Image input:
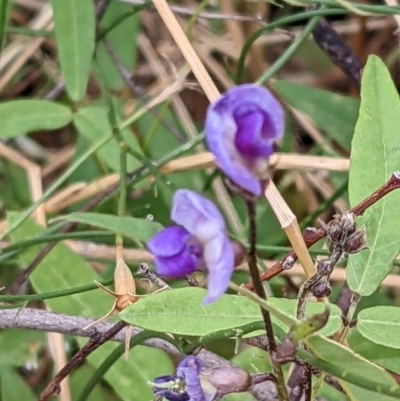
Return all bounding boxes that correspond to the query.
[233,102,276,158]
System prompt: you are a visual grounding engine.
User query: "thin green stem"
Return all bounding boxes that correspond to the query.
[0,231,112,255]
[4,26,53,38]
[236,8,345,82]
[186,0,208,40]
[256,15,322,85]
[116,140,127,247]
[184,321,265,354]
[0,278,114,304]
[0,134,113,242]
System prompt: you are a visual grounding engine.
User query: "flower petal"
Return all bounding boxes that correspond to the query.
[171,189,225,244]
[171,190,234,303]
[177,357,207,401]
[202,233,234,305]
[234,105,274,158]
[147,226,189,258]
[205,84,284,197]
[147,226,202,278]
[205,103,261,196]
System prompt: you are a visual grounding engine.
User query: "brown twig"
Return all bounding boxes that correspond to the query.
[250,171,400,287]
[38,320,127,401]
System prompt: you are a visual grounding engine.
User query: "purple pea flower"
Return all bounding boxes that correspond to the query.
[147,189,234,305]
[205,84,284,197]
[151,356,213,401]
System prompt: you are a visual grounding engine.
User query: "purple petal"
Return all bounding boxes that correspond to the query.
[147,226,190,258]
[205,84,284,197]
[177,356,205,374]
[147,226,202,278]
[176,358,206,401]
[180,367,207,401]
[234,105,274,158]
[171,190,225,244]
[202,234,234,305]
[171,190,234,303]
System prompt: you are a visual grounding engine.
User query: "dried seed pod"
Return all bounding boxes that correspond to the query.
[319,210,356,249]
[343,228,367,254]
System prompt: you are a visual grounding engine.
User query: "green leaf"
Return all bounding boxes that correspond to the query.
[301,336,400,398]
[54,212,163,242]
[347,55,400,296]
[120,287,342,337]
[50,0,95,101]
[348,329,400,375]
[231,346,272,374]
[95,2,139,89]
[340,382,399,401]
[8,212,173,401]
[0,100,72,138]
[357,306,400,349]
[0,366,36,401]
[73,105,143,172]
[273,80,359,150]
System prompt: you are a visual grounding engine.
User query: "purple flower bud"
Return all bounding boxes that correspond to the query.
[205,84,284,197]
[147,189,234,305]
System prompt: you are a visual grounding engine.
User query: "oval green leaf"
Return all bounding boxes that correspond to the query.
[54,212,163,242]
[0,100,72,138]
[357,306,400,349]
[348,329,400,375]
[347,55,400,296]
[120,287,342,337]
[51,0,95,101]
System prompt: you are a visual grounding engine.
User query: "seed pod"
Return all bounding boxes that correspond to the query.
[201,366,252,395]
[343,228,367,254]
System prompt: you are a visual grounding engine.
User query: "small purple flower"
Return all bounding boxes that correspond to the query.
[205,84,284,197]
[151,356,212,401]
[147,189,234,305]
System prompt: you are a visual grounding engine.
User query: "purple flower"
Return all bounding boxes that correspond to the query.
[147,189,234,305]
[205,84,284,197]
[151,356,213,401]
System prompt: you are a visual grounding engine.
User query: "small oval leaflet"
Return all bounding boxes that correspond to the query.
[0,100,72,138]
[120,287,342,337]
[357,306,400,349]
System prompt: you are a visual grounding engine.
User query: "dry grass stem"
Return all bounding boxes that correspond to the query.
[265,181,316,278]
[151,0,220,101]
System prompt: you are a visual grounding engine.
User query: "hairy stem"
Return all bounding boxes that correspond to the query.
[255,171,400,285]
